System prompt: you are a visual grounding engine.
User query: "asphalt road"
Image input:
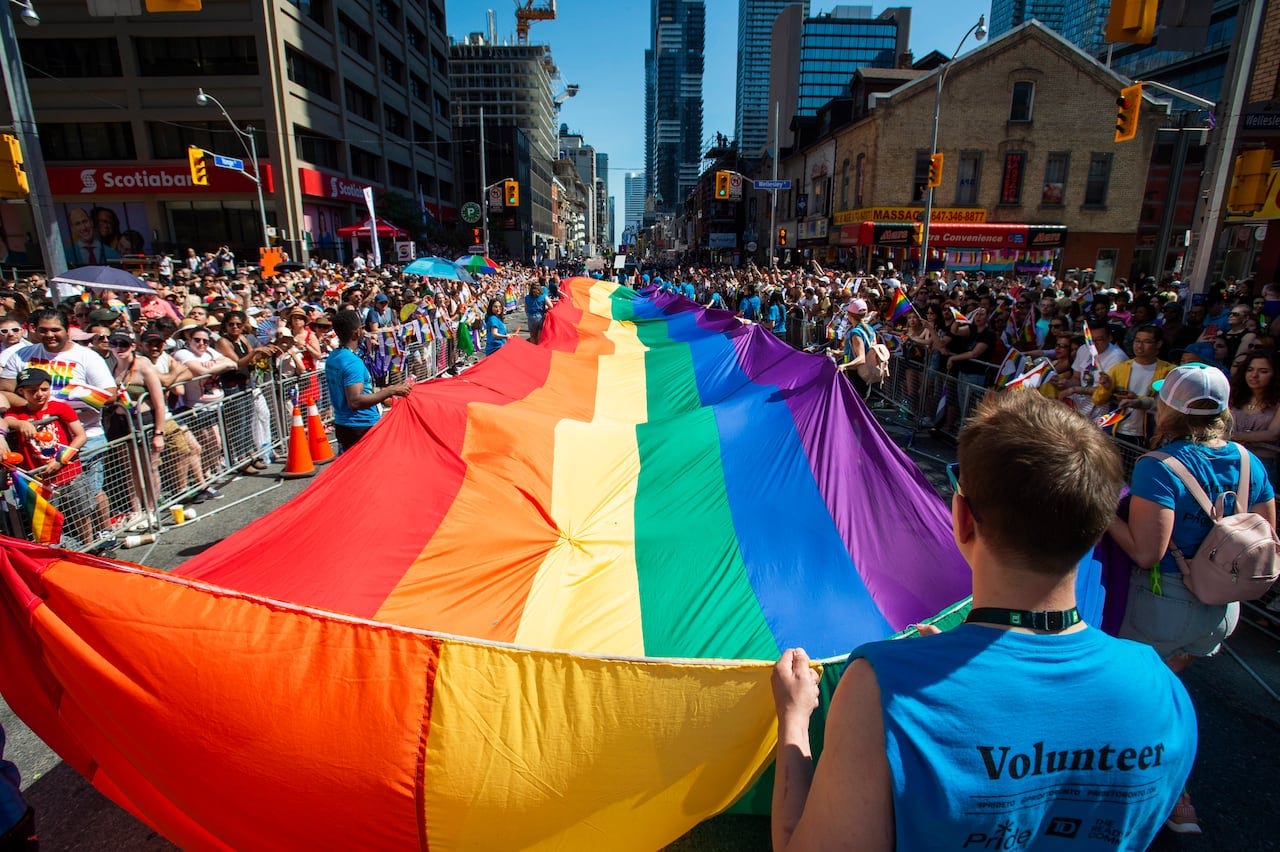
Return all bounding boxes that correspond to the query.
[3,402,1279,851]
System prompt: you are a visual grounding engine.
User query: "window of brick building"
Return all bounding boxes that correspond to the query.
[999,151,1026,205]
[1042,151,1069,205]
[955,150,982,205]
[1010,81,1034,123]
[1083,152,1113,207]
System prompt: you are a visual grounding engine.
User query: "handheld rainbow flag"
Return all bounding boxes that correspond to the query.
[889,289,911,322]
[1095,410,1125,429]
[1004,358,1052,390]
[950,307,970,323]
[5,468,63,544]
[59,383,116,411]
[1082,323,1099,368]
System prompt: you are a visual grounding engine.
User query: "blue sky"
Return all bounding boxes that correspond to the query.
[443,0,990,189]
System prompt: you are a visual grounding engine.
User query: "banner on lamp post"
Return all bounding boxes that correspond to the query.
[362,186,381,267]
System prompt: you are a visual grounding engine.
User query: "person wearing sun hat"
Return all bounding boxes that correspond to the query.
[1108,362,1276,835]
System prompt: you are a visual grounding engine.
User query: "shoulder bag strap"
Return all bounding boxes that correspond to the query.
[1232,442,1251,516]
[1145,451,1221,520]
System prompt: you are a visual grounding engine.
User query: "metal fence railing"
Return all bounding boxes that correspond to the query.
[1,337,439,550]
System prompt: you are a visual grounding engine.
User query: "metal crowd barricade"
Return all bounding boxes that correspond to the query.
[3,337,450,550]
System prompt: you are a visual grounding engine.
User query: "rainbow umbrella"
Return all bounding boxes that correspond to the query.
[404,255,475,283]
[0,278,971,849]
[454,253,502,274]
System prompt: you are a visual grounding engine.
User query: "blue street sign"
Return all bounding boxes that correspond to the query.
[753,179,792,190]
[213,154,245,171]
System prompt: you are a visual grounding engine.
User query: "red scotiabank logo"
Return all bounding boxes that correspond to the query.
[46,164,271,195]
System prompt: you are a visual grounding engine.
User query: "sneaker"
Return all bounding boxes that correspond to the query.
[201,486,224,501]
[1165,793,1202,835]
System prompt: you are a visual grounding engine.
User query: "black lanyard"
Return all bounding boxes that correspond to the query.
[965,607,1081,633]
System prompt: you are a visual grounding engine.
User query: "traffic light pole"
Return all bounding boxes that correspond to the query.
[479,106,488,257]
[1181,0,1263,294]
[920,16,984,282]
[0,2,67,280]
[769,100,778,268]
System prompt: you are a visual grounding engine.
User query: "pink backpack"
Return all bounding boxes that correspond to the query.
[1148,444,1280,605]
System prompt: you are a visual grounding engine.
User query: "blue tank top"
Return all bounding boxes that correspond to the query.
[852,625,1196,851]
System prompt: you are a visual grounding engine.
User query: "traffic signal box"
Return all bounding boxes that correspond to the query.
[188,146,209,186]
[1105,0,1157,44]
[1228,149,1275,215]
[715,170,731,199]
[927,153,944,188]
[0,135,29,199]
[503,180,519,207]
[1114,84,1143,143]
[778,228,788,247]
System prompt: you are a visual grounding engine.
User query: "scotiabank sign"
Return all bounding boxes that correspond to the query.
[298,167,371,202]
[46,163,274,195]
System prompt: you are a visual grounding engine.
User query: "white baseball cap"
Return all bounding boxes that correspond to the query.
[1153,363,1230,415]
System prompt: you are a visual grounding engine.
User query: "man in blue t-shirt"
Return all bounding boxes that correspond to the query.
[771,391,1195,851]
[0,723,34,849]
[324,311,411,452]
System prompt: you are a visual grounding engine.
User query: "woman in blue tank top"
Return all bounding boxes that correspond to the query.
[1108,363,1274,834]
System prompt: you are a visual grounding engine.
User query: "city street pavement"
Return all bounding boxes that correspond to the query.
[3,399,1279,850]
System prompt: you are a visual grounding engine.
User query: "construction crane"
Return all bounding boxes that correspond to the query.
[515,0,555,44]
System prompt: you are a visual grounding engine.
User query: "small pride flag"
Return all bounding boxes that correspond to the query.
[890,289,911,322]
[1082,324,1099,368]
[950,307,970,323]
[1095,410,1125,430]
[6,468,63,544]
[59,383,115,411]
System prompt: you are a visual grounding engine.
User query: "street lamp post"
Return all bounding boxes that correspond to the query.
[919,15,985,280]
[1,0,68,280]
[195,88,270,252]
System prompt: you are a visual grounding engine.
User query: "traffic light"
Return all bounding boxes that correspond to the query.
[715,170,731,199]
[0,134,29,199]
[472,228,482,244]
[188,146,209,186]
[777,228,787,247]
[1114,83,1143,143]
[1105,0,1157,44]
[503,179,519,207]
[145,0,202,9]
[1227,148,1274,214]
[927,153,944,188]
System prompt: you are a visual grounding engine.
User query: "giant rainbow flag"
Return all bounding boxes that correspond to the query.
[0,278,971,849]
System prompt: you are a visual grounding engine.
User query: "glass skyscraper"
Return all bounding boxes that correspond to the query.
[736,1,810,156]
[1057,0,1110,57]
[988,0,1066,39]
[797,6,909,117]
[644,0,705,213]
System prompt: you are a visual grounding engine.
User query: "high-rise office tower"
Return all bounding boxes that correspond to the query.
[1054,0,1108,55]
[595,152,610,248]
[625,172,647,230]
[736,1,810,156]
[797,6,910,116]
[988,0,1066,39]
[644,0,705,213]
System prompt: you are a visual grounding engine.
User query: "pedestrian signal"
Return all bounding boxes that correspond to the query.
[1227,149,1274,214]
[778,228,787,247]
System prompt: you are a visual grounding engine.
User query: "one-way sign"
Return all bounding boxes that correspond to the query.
[213,154,245,171]
[753,179,792,190]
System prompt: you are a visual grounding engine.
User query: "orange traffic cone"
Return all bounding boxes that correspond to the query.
[305,400,335,465]
[281,404,315,479]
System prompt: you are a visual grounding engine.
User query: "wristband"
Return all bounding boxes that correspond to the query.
[57,446,77,464]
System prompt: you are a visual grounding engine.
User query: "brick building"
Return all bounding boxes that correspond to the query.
[772,21,1161,280]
